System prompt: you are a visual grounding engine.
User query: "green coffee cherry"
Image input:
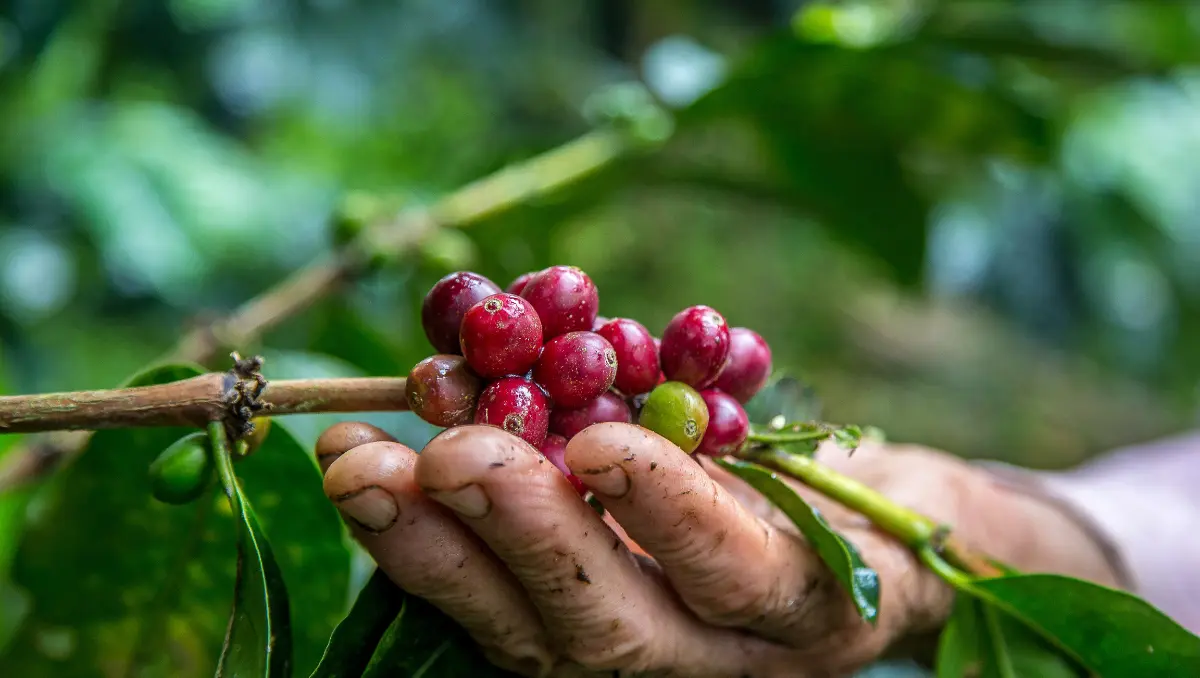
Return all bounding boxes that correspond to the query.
[637,381,710,454]
[148,432,215,505]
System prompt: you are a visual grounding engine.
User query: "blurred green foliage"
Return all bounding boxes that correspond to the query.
[3,0,1200,674]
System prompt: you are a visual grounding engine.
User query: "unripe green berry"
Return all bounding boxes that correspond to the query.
[637,381,710,454]
[148,432,215,505]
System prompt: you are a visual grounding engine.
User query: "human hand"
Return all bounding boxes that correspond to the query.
[318,421,1120,677]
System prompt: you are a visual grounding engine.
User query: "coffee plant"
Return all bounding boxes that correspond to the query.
[2,6,1200,676]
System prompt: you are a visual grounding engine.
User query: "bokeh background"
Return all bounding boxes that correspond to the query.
[2,1,1200,675]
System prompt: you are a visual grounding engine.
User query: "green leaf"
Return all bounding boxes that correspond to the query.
[362,591,519,678]
[713,458,880,624]
[937,592,1084,678]
[1,363,352,678]
[936,594,984,678]
[211,421,292,677]
[967,574,1200,677]
[235,418,354,676]
[309,568,404,678]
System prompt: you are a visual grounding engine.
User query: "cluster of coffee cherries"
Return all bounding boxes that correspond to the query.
[405,266,772,495]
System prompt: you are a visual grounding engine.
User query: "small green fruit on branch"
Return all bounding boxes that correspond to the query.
[0,368,409,436]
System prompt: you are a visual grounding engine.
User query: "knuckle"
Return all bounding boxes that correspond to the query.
[691,568,784,627]
[556,617,660,672]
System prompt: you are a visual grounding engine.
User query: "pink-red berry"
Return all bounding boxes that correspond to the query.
[421,271,501,354]
[712,328,773,403]
[549,391,632,439]
[695,389,749,456]
[519,265,599,338]
[474,377,550,448]
[405,354,483,427]
[591,315,609,330]
[506,271,537,295]
[540,433,587,496]
[596,318,660,396]
[660,305,731,389]
[533,331,617,407]
[459,293,543,379]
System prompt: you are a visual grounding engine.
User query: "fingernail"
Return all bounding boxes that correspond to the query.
[578,465,630,498]
[427,483,492,518]
[334,485,399,533]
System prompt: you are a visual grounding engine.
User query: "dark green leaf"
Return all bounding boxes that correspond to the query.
[235,418,354,676]
[0,364,352,678]
[969,574,1200,677]
[714,458,880,624]
[937,593,1083,678]
[936,594,984,678]
[1,364,225,678]
[309,568,404,678]
[211,422,293,678]
[362,592,519,678]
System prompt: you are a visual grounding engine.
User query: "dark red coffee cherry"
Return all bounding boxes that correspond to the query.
[405,354,483,427]
[660,305,731,389]
[549,391,632,439]
[460,293,543,379]
[533,331,617,407]
[695,389,749,456]
[506,271,537,295]
[712,328,773,403]
[519,265,599,338]
[596,318,660,396]
[474,377,550,448]
[421,271,501,354]
[540,433,587,496]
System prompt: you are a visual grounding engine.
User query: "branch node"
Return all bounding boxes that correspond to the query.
[225,353,272,441]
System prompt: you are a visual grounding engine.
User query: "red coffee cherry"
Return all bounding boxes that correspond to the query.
[549,391,632,440]
[505,271,537,295]
[421,271,501,354]
[405,354,483,427]
[695,389,749,456]
[596,318,660,396]
[519,265,599,338]
[659,305,731,389]
[712,328,773,403]
[533,331,617,407]
[474,377,550,448]
[459,293,543,379]
[540,433,587,496]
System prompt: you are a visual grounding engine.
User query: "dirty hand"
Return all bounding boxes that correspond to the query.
[318,422,1119,677]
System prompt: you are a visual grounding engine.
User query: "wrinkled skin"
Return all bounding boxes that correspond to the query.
[320,423,1119,677]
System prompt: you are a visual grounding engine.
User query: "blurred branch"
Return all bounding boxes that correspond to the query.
[0,373,409,435]
[170,128,631,362]
[0,126,642,492]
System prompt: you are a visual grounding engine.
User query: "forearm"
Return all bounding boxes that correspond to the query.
[982,431,1200,633]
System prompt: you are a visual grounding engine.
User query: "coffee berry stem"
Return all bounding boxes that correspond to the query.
[740,446,1006,578]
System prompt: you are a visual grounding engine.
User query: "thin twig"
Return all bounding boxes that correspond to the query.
[0,374,409,435]
[0,128,630,491]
